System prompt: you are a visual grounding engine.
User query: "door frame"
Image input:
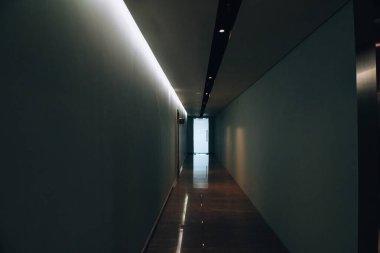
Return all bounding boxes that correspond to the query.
[175,110,180,179]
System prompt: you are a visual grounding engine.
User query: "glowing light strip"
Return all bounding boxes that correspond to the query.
[104,0,186,115]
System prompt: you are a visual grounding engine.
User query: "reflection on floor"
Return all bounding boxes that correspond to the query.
[146,155,289,253]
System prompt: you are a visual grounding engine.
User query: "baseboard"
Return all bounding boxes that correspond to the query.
[140,178,177,253]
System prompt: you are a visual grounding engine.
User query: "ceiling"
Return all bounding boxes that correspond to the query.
[125,0,349,116]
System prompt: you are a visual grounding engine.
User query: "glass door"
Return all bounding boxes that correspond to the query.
[193,118,209,154]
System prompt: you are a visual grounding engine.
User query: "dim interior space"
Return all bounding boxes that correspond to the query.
[0,0,379,253]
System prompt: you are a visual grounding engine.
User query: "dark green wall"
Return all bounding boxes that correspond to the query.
[0,1,186,252]
[215,2,357,252]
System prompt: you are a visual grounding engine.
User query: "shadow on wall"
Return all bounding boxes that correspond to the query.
[215,3,357,253]
[222,126,248,194]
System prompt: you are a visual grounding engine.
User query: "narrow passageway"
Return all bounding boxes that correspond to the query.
[146,155,288,253]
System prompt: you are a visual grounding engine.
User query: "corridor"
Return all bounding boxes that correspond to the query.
[146,155,289,253]
[1,0,377,252]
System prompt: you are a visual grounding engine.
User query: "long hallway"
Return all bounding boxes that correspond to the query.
[146,155,289,253]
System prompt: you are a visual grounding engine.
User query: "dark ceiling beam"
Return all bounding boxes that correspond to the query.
[200,0,242,117]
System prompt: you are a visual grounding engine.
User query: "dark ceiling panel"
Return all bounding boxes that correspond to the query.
[124,0,218,115]
[124,0,349,116]
[207,0,349,115]
[200,0,242,116]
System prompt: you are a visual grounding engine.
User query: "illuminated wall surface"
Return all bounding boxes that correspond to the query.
[216,2,357,253]
[0,0,186,252]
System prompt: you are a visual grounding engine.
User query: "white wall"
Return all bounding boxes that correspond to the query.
[216,2,357,252]
[0,1,186,252]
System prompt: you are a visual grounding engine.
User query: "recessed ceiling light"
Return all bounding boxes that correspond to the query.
[208,76,212,79]
[219,29,225,33]
[205,93,209,95]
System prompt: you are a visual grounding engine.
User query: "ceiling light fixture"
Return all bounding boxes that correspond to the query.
[219,29,225,33]
[208,76,212,79]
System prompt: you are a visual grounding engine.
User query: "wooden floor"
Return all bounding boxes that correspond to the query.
[146,155,289,253]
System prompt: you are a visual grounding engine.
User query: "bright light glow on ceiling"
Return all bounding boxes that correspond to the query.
[219,29,225,33]
[101,0,186,115]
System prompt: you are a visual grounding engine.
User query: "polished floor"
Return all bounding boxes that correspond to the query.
[146,155,289,253]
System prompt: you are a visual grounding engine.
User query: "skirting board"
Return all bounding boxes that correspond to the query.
[140,165,183,253]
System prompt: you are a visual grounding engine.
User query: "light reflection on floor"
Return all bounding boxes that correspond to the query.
[175,194,188,253]
[146,155,289,253]
[193,154,209,189]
